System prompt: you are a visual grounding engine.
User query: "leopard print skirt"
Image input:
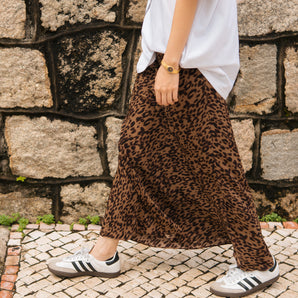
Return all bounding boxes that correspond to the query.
[100,52,274,271]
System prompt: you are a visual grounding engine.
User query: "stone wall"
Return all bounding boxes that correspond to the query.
[0,0,297,222]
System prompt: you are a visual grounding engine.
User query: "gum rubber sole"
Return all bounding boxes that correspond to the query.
[210,274,280,297]
[48,266,121,278]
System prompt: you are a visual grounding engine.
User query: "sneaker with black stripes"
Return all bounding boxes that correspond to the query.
[210,257,279,297]
[47,247,121,278]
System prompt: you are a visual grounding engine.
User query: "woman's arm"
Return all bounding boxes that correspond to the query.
[154,0,199,106]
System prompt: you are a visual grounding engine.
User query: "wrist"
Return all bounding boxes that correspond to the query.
[162,54,180,69]
[161,59,180,74]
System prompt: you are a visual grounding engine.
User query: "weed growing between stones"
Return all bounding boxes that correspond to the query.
[0,213,28,232]
[70,215,101,230]
[260,212,287,222]
[36,214,55,225]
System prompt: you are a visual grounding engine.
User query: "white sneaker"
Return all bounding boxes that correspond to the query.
[210,257,279,297]
[47,247,121,278]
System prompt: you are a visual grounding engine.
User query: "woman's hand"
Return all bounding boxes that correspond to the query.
[154,65,179,106]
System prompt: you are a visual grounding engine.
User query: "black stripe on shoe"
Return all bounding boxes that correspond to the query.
[251,276,262,285]
[105,251,119,266]
[238,281,250,291]
[244,278,255,288]
[269,257,277,272]
[79,261,90,272]
[72,261,82,272]
[86,262,97,272]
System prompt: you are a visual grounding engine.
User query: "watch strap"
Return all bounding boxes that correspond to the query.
[161,59,180,74]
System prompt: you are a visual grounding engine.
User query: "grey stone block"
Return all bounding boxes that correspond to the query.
[261,129,298,180]
[0,0,26,39]
[60,183,111,223]
[56,31,127,113]
[5,116,103,179]
[130,36,142,99]
[39,0,119,31]
[231,44,277,114]
[0,48,52,108]
[237,0,298,36]
[127,0,147,23]
[284,47,298,113]
[279,192,298,220]
[106,117,123,177]
[0,185,52,222]
[231,119,255,172]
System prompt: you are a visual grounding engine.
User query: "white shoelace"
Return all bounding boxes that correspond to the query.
[64,247,91,262]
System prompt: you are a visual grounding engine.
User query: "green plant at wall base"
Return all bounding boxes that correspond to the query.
[260,212,286,222]
[70,222,75,231]
[16,176,27,182]
[36,214,55,225]
[0,213,20,226]
[87,215,100,225]
[17,217,29,232]
[78,217,88,227]
[294,218,298,223]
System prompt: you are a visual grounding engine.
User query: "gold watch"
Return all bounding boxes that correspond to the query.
[161,59,180,74]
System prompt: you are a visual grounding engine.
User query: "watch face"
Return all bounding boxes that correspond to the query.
[168,67,173,72]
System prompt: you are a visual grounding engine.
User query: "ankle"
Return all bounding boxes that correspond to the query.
[90,251,116,261]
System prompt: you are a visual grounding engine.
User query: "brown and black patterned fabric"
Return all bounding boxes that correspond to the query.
[100,52,274,271]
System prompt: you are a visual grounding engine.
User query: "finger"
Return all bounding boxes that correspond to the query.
[155,89,161,105]
[173,87,179,102]
[161,91,168,106]
[167,91,174,105]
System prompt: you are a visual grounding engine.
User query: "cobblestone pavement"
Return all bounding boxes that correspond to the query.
[0,225,297,298]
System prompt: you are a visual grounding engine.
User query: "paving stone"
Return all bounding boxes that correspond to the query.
[39,223,55,231]
[50,240,63,248]
[35,237,52,245]
[284,221,298,229]
[7,239,21,246]
[1,275,17,283]
[279,290,298,298]
[26,224,39,230]
[25,230,45,241]
[36,244,52,253]
[268,222,284,229]
[5,256,20,266]
[64,286,81,297]
[48,247,67,257]
[54,224,70,231]
[129,286,147,297]
[0,227,10,275]
[87,224,101,231]
[0,280,14,291]
[9,232,22,239]
[5,228,297,298]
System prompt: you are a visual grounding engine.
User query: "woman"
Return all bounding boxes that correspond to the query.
[48,0,280,296]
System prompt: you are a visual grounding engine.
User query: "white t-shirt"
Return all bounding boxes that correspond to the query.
[136,0,240,99]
